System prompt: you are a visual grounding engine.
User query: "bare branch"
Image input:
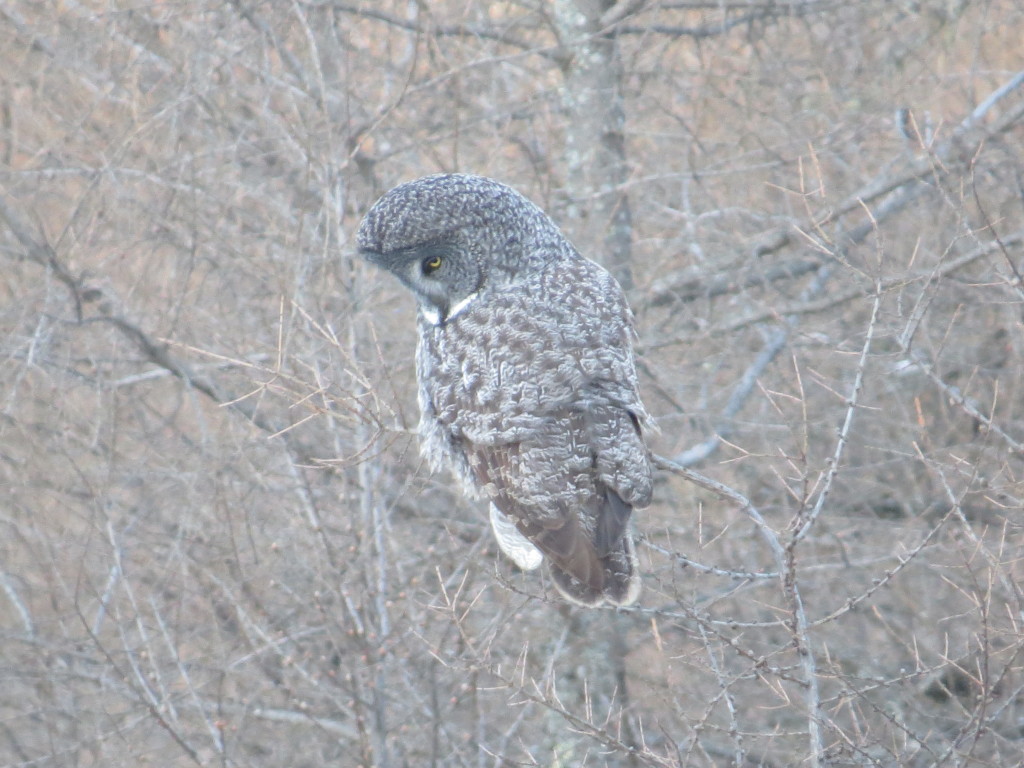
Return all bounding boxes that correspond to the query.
[792,284,882,544]
[331,2,545,54]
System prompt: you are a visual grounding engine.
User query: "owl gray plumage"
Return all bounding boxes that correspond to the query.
[357,173,653,606]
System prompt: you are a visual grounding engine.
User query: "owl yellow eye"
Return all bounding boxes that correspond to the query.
[423,255,443,274]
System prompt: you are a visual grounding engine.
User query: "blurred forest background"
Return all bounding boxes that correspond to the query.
[2,1,1023,766]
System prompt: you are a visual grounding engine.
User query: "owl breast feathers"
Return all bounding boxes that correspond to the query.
[358,173,653,606]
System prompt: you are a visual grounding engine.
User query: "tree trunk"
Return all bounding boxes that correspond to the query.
[554,0,635,291]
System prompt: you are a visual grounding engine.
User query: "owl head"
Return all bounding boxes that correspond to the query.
[357,174,569,324]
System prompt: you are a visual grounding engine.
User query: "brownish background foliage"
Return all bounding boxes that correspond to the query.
[1,2,1022,766]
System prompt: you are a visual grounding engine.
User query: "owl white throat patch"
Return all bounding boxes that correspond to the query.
[421,291,479,326]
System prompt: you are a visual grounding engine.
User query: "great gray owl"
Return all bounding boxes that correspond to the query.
[357,174,653,606]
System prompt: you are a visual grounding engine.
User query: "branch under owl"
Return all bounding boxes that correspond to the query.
[651,451,825,763]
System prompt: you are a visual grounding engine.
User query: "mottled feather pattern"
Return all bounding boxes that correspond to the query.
[359,174,653,606]
[422,262,648,492]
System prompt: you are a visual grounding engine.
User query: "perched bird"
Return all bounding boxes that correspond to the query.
[357,174,653,606]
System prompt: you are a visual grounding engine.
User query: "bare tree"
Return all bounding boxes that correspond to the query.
[1,1,1022,766]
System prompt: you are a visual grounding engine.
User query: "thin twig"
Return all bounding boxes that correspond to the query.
[697,623,746,767]
[638,534,777,581]
[0,571,35,637]
[792,284,882,544]
[810,507,954,628]
[899,349,1024,455]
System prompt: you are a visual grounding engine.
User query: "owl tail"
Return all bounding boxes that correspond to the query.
[549,532,641,607]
